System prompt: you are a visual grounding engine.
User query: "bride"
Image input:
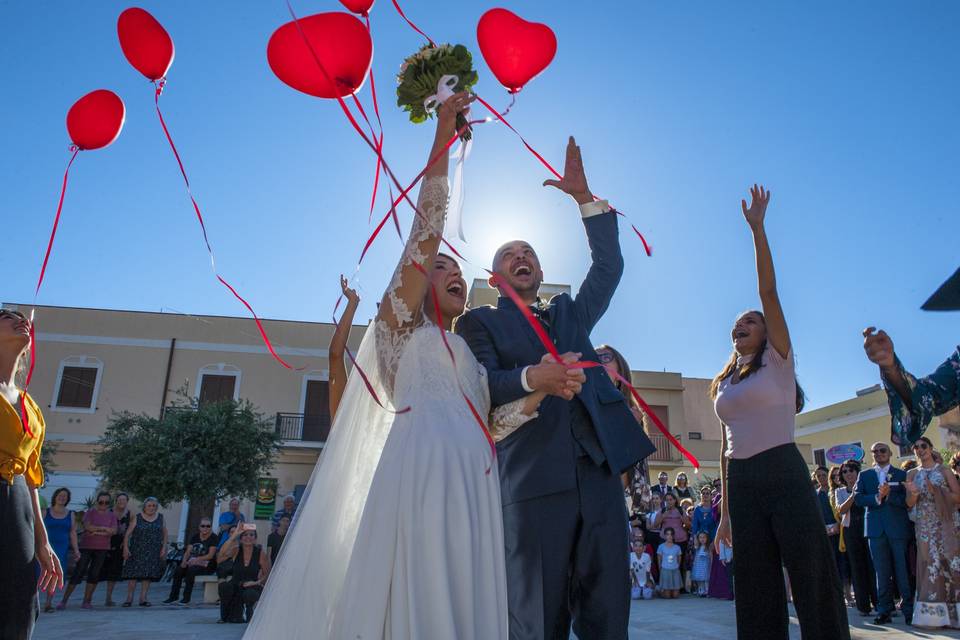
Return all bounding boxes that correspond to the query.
[245,93,546,639]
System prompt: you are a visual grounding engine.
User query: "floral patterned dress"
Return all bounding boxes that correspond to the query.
[910,465,960,629]
[883,347,960,446]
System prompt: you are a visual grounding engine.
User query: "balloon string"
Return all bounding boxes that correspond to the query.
[285,1,426,224]
[284,0,465,265]
[473,94,653,256]
[152,80,301,370]
[487,271,699,470]
[390,0,436,47]
[34,147,80,299]
[349,93,399,239]
[362,14,386,227]
[22,147,81,436]
[414,261,496,472]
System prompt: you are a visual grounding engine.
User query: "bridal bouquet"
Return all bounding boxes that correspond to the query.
[396,44,478,140]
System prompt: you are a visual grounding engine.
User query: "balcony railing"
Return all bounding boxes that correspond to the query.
[648,432,681,462]
[275,412,331,443]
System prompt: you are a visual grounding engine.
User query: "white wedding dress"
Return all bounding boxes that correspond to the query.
[245,177,530,640]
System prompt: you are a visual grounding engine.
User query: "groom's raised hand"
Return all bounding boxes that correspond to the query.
[543,136,594,205]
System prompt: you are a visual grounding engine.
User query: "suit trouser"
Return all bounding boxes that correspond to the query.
[868,535,913,617]
[501,455,629,640]
[728,444,850,640]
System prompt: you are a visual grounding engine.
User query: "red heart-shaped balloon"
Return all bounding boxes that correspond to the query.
[477,8,557,94]
[267,12,372,99]
[117,7,175,81]
[339,0,375,16]
[66,90,126,151]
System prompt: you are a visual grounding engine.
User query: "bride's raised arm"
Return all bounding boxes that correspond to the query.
[375,93,474,387]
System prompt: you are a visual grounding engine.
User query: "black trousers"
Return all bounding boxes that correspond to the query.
[501,454,629,640]
[0,476,37,640]
[843,521,877,613]
[168,564,213,601]
[728,444,850,640]
[69,549,108,585]
[218,579,262,622]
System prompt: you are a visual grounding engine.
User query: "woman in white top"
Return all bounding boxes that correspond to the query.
[710,185,849,640]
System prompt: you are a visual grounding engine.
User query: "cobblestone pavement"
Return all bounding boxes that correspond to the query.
[33,585,959,639]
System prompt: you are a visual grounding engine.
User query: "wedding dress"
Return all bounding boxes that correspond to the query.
[245,176,531,640]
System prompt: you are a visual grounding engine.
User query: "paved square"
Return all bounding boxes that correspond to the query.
[34,584,958,640]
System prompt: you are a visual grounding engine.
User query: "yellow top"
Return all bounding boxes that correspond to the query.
[0,392,45,487]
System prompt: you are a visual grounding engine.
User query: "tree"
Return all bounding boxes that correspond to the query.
[40,439,59,485]
[93,392,282,518]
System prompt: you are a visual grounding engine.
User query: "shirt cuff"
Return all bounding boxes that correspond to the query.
[579,199,611,219]
[520,366,534,393]
[876,494,882,505]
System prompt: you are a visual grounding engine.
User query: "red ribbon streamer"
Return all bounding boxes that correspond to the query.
[488,271,700,471]
[362,15,386,228]
[23,146,81,437]
[473,95,653,256]
[152,80,300,370]
[390,0,436,46]
[35,147,80,299]
[284,1,430,245]
[342,342,411,416]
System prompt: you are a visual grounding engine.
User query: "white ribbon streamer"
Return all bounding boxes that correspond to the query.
[447,137,471,242]
[423,74,459,113]
[424,74,470,241]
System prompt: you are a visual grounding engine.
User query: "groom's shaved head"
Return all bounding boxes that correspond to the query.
[492,240,538,271]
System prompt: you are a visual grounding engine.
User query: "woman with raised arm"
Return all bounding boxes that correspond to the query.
[246,93,548,640]
[710,186,849,640]
[328,275,360,420]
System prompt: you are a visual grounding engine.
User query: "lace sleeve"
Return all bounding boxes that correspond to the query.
[375,176,450,394]
[489,398,538,442]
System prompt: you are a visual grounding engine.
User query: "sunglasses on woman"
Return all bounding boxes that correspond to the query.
[913,442,929,451]
[596,351,615,364]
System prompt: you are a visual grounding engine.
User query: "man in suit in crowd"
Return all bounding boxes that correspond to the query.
[650,471,676,500]
[854,441,914,626]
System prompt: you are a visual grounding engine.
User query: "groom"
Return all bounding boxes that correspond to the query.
[456,137,655,639]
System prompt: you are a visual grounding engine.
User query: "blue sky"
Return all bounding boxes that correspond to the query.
[2,1,957,410]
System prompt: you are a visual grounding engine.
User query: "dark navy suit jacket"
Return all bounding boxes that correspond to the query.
[455,211,656,505]
[853,466,911,540]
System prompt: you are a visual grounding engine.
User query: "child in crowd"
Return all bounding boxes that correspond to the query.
[630,532,654,600]
[657,527,682,599]
[690,531,712,596]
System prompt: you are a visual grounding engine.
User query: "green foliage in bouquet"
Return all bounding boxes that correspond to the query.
[397,44,478,126]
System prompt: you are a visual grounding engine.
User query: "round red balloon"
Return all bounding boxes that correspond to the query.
[339,0,375,16]
[267,12,372,99]
[477,8,557,93]
[117,7,175,81]
[66,90,126,151]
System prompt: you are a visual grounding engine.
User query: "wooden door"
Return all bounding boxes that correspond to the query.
[302,380,331,442]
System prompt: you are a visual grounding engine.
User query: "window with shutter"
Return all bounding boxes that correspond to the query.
[55,366,99,409]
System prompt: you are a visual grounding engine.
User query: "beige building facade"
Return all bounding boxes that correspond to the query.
[10,302,366,541]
